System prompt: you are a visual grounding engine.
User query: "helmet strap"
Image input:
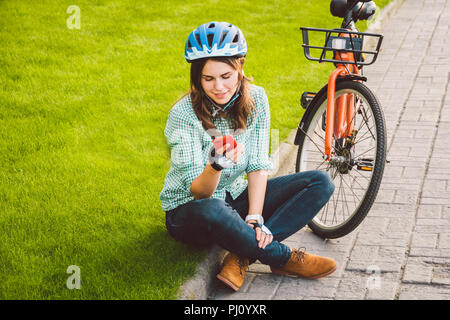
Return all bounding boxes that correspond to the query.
[207,81,242,117]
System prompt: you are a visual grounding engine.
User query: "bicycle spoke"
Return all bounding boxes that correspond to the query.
[354,146,375,160]
[300,127,324,156]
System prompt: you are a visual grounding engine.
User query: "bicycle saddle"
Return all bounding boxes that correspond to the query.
[330,0,376,20]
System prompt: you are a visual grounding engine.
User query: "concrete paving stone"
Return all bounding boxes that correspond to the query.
[276,275,339,299]
[369,203,416,216]
[438,233,450,249]
[346,259,404,274]
[420,197,450,205]
[416,218,450,227]
[271,291,305,300]
[213,291,274,300]
[422,179,447,192]
[393,190,419,205]
[398,283,450,300]
[359,216,390,233]
[355,230,410,247]
[417,204,443,218]
[420,168,450,180]
[428,158,450,171]
[365,270,402,299]
[245,273,282,295]
[348,245,380,262]
[284,228,355,251]
[407,149,433,159]
[411,232,439,248]
[346,245,405,273]
[334,272,370,300]
[402,166,427,179]
[380,180,420,192]
[432,276,450,286]
[402,257,434,284]
[419,112,441,122]
[414,224,450,234]
[372,191,396,204]
[366,279,400,300]
[409,247,450,258]
[302,296,334,300]
[247,263,271,274]
[386,217,415,233]
[383,155,429,166]
[422,191,450,200]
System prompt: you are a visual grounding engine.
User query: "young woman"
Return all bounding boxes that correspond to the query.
[160,21,336,292]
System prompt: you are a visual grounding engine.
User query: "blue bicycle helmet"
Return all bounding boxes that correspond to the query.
[185,21,247,62]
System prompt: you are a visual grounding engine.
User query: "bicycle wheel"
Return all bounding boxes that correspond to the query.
[295,80,386,239]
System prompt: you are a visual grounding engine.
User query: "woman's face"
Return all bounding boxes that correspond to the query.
[201,59,240,106]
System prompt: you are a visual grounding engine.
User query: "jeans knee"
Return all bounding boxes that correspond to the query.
[311,170,335,198]
[191,198,229,225]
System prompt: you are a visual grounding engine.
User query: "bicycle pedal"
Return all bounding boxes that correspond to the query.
[356,158,373,171]
[357,164,373,171]
[301,91,316,109]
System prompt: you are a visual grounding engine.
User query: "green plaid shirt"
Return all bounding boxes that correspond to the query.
[160,84,273,212]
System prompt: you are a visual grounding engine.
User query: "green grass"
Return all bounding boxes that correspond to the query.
[0,0,390,299]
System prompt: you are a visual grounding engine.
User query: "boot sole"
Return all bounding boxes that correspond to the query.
[271,265,337,279]
[216,274,240,292]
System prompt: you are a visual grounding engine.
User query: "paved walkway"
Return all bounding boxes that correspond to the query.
[210,0,450,300]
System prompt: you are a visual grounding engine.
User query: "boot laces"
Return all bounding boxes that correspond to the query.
[237,257,247,275]
[292,247,307,264]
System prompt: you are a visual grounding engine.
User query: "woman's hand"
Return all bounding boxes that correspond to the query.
[224,142,244,164]
[247,220,273,249]
[210,135,244,169]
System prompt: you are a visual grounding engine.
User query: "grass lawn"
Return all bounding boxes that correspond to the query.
[0,0,390,299]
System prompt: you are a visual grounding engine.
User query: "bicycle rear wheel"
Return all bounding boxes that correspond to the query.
[295,80,386,239]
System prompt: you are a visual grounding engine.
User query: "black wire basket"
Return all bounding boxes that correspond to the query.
[300,27,383,67]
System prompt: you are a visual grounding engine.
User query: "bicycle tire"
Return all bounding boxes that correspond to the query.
[295,80,386,239]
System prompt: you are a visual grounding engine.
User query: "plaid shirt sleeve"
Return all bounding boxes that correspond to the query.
[164,102,204,192]
[246,87,273,173]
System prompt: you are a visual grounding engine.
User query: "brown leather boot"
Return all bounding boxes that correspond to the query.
[270,248,336,279]
[216,252,249,291]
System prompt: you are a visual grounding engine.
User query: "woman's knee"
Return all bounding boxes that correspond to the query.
[189,198,230,225]
[311,170,335,197]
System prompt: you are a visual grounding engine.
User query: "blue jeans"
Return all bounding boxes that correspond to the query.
[165,170,335,268]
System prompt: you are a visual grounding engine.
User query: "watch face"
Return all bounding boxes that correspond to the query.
[217,156,234,169]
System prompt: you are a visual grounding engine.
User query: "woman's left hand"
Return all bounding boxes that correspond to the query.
[247,220,273,249]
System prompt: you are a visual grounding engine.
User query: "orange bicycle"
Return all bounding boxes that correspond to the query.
[294,0,387,238]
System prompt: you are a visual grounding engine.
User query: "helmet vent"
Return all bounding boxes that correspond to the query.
[207,34,214,47]
[195,34,201,46]
[220,31,229,45]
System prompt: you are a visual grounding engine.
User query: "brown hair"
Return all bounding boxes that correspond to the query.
[189,56,256,133]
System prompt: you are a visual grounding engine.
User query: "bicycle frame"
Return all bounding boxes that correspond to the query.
[324,31,360,161]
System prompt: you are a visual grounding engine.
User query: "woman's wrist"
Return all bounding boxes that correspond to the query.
[245,214,264,225]
[206,162,222,174]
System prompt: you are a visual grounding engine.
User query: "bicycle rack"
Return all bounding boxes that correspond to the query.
[300,27,383,67]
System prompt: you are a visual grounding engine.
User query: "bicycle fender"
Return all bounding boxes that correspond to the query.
[294,83,328,145]
[293,76,366,146]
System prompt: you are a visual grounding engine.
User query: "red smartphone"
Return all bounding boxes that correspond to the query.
[213,135,237,152]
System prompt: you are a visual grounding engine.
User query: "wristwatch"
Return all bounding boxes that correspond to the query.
[245,214,264,225]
